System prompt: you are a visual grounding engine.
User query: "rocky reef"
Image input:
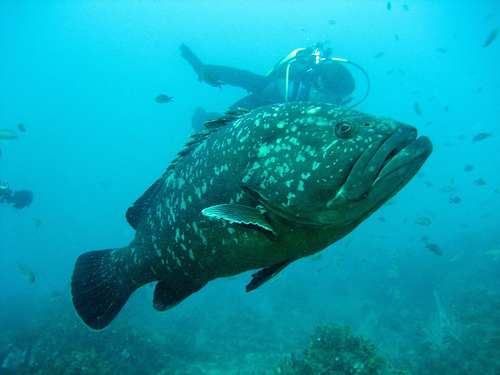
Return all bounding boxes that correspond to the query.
[276,324,389,375]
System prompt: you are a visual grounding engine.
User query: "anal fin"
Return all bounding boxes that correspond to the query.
[153,279,206,311]
[246,259,293,292]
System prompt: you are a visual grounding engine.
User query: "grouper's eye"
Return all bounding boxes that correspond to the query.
[335,121,356,138]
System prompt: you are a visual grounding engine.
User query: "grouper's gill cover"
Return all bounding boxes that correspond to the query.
[71,102,432,330]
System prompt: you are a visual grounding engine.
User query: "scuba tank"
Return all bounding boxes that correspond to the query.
[266,45,371,107]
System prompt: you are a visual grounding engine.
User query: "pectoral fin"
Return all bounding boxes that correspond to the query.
[201,204,276,236]
[246,259,293,292]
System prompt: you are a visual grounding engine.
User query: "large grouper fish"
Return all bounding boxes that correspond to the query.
[71,102,432,330]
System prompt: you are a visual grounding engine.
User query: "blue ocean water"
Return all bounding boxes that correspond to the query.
[1,1,499,374]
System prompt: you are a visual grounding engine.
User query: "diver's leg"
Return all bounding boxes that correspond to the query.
[203,65,268,93]
[179,44,268,92]
[180,43,205,81]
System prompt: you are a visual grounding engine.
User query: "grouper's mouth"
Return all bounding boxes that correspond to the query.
[342,125,433,202]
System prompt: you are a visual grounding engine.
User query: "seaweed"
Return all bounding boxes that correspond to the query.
[276,324,389,375]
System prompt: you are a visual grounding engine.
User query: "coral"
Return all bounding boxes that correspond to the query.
[276,324,388,375]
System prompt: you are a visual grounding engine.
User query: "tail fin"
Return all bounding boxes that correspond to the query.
[71,249,136,330]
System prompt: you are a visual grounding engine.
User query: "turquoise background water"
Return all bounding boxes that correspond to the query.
[1,1,499,373]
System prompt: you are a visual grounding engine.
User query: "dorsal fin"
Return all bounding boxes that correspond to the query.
[126,109,250,229]
[164,108,249,175]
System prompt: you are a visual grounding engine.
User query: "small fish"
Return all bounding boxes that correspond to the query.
[17,262,35,283]
[307,253,324,262]
[463,165,474,172]
[328,19,336,26]
[449,250,464,262]
[155,94,173,104]
[387,265,400,279]
[373,51,385,58]
[441,185,456,193]
[402,4,409,11]
[34,219,42,227]
[458,135,467,140]
[444,106,449,112]
[0,129,18,140]
[423,209,435,218]
[495,186,500,194]
[474,178,486,185]
[421,237,442,255]
[377,217,387,222]
[449,196,461,204]
[414,217,432,225]
[394,34,400,42]
[476,87,483,93]
[483,29,498,48]
[436,47,448,53]
[385,68,396,75]
[18,123,26,132]
[484,247,500,260]
[472,132,492,143]
[51,290,64,298]
[443,142,453,147]
[425,242,443,256]
[483,13,493,22]
[387,2,392,10]
[424,181,434,187]
[414,102,423,115]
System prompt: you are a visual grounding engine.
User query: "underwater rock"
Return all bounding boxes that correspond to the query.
[276,324,387,374]
[1,346,27,372]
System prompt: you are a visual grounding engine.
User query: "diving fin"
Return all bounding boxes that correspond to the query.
[180,43,205,82]
[246,259,293,292]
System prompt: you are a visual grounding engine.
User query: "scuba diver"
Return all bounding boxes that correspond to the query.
[180,43,370,130]
[0,179,33,209]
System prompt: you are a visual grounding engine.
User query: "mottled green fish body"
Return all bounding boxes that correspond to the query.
[71,102,432,330]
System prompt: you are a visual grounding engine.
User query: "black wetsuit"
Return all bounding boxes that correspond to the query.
[180,44,355,128]
[0,188,33,209]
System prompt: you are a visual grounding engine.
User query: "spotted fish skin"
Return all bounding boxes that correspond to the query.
[71,102,432,330]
